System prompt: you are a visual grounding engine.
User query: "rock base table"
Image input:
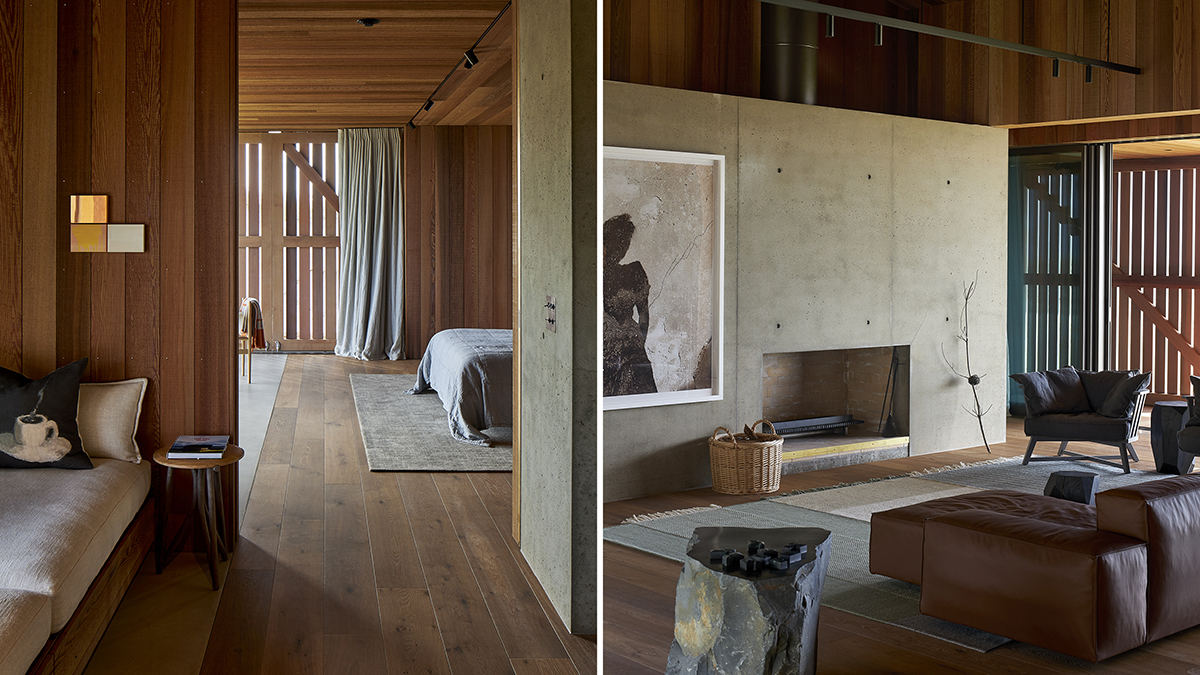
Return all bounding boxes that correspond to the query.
[1043,470,1101,505]
[666,526,832,675]
[1151,401,1193,475]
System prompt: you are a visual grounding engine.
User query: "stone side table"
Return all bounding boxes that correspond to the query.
[666,526,832,675]
[1151,400,1193,474]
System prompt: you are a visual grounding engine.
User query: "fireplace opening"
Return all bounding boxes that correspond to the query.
[762,346,910,472]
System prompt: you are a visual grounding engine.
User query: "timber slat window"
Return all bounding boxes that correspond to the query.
[1112,165,1200,396]
[239,132,340,351]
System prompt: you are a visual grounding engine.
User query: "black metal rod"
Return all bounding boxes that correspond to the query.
[765,0,1141,75]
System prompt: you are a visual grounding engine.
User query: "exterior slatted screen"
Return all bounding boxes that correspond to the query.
[238,133,340,351]
[1112,166,1200,397]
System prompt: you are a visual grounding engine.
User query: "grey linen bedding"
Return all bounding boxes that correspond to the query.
[407,328,513,446]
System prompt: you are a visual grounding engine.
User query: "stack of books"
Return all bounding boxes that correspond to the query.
[167,435,230,460]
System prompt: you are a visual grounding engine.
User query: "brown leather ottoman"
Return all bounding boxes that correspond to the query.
[869,489,1097,584]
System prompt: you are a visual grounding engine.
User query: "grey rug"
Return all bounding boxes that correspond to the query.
[605,456,1169,652]
[350,374,512,471]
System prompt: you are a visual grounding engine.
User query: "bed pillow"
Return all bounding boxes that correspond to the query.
[1097,371,1152,419]
[1009,366,1090,417]
[78,378,147,464]
[0,358,92,469]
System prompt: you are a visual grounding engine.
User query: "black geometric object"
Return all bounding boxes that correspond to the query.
[1043,470,1101,505]
[721,552,744,574]
[782,543,808,564]
[464,48,479,68]
[747,540,765,555]
[710,548,733,562]
[740,557,764,575]
[1151,400,1194,474]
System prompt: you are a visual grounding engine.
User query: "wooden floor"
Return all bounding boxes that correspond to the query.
[135,354,593,675]
[603,412,1200,674]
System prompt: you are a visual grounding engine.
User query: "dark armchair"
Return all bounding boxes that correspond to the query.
[1011,367,1151,474]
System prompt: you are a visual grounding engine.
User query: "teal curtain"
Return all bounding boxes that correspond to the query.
[335,128,405,360]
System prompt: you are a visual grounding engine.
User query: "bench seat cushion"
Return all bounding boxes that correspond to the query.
[0,459,150,631]
[870,489,1096,584]
[0,589,50,675]
[1025,413,1131,443]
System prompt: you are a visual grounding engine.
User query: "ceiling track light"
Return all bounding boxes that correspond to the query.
[1052,58,1060,77]
[406,121,415,131]
[464,49,479,69]
[825,14,834,38]
[1086,64,1094,83]
[874,23,883,47]
[423,99,434,111]
[357,18,380,27]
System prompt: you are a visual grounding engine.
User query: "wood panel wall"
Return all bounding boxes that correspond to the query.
[604,0,1200,137]
[0,0,238,458]
[403,125,513,358]
[603,0,921,115]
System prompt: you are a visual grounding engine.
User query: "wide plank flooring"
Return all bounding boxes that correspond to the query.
[87,354,595,675]
[603,412,1200,674]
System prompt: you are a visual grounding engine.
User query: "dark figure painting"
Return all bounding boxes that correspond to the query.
[604,214,658,396]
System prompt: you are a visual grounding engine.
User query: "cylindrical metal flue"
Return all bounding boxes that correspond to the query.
[761,5,819,105]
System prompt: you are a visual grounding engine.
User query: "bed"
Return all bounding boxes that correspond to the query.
[407,328,514,446]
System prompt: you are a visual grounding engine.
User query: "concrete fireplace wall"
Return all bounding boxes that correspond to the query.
[603,81,1008,502]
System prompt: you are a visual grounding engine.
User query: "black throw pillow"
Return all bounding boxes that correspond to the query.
[1009,366,1090,417]
[1097,371,1153,419]
[1077,369,1137,412]
[0,358,92,469]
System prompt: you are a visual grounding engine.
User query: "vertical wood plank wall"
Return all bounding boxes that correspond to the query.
[1112,161,1200,397]
[604,0,1200,131]
[0,0,238,458]
[403,125,514,358]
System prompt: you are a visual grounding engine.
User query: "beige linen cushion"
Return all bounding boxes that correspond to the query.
[0,589,50,675]
[77,378,147,464]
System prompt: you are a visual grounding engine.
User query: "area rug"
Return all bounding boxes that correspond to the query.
[604,456,1168,652]
[349,374,512,471]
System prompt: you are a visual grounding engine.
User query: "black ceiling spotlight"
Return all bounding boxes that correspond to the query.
[873,24,883,47]
[357,18,380,27]
[1086,64,1094,83]
[464,49,479,69]
[406,121,415,130]
[1052,58,1060,77]
[423,99,434,111]
[825,14,834,38]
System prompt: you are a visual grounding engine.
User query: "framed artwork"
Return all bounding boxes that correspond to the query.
[602,146,725,410]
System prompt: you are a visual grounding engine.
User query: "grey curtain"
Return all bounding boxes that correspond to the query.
[335,128,405,360]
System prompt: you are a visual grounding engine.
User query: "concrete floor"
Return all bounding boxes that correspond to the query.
[236,353,286,521]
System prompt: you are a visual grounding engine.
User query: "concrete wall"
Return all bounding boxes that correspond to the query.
[516,0,597,633]
[603,82,1008,502]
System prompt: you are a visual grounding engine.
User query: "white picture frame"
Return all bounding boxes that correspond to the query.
[602,146,725,411]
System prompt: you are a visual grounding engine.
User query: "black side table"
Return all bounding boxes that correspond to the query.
[1151,401,1193,474]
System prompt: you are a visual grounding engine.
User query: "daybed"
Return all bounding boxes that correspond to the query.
[408,328,513,446]
[869,475,1200,662]
[0,369,155,675]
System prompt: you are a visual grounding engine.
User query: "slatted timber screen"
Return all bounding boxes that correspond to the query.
[1112,163,1200,396]
[1015,167,1083,375]
[238,133,340,351]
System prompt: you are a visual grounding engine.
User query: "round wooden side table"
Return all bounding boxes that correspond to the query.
[152,444,244,590]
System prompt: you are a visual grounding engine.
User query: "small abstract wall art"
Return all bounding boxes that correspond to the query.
[603,146,724,410]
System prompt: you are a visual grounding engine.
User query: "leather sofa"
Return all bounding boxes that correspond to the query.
[869,475,1200,661]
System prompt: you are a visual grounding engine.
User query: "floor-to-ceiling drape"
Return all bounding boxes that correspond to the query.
[335,128,405,360]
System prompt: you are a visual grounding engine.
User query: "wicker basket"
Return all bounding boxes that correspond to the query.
[708,419,783,495]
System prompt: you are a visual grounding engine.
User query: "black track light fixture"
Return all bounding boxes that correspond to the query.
[423,99,434,111]
[1086,64,1093,83]
[874,24,883,47]
[1052,58,1060,77]
[406,121,415,131]
[464,49,479,69]
[357,18,380,27]
[825,14,834,38]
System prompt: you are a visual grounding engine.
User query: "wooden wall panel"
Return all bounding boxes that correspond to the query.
[403,125,513,358]
[0,0,21,372]
[605,0,1200,139]
[22,0,57,377]
[1,0,237,455]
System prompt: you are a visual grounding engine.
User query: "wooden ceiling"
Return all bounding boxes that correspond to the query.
[1112,139,1200,161]
[239,1,512,131]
